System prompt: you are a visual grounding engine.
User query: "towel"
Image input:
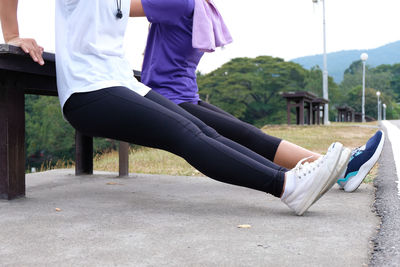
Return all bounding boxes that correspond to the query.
[192,0,233,52]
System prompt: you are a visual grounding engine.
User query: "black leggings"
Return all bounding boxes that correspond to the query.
[180,101,282,162]
[63,87,286,197]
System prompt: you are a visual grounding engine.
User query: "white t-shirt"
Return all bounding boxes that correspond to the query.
[55,0,151,110]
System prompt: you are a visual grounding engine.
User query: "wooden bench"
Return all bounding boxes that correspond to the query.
[0,44,134,200]
[337,106,355,122]
[282,91,329,125]
[354,112,375,123]
[337,109,375,122]
[312,97,329,125]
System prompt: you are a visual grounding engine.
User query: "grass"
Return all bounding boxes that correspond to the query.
[92,122,380,184]
[261,122,378,154]
[27,159,74,173]
[94,148,201,176]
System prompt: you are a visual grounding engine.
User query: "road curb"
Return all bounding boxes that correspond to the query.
[370,121,400,266]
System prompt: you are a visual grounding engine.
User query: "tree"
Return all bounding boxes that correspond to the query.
[25,95,118,168]
[198,56,308,125]
[339,61,400,119]
[25,95,75,166]
[344,86,399,120]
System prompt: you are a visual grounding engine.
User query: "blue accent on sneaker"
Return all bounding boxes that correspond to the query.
[337,130,385,192]
[337,171,358,184]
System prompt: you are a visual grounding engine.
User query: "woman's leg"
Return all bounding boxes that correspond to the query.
[274,141,320,169]
[180,101,320,169]
[63,87,285,197]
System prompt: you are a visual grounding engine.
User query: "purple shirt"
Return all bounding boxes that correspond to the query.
[141,0,203,104]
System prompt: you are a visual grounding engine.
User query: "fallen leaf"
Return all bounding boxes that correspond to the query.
[55,208,61,212]
[106,182,118,185]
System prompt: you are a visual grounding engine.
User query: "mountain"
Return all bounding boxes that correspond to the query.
[291,40,400,82]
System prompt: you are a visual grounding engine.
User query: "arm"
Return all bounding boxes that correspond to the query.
[0,0,44,65]
[130,0,146,17]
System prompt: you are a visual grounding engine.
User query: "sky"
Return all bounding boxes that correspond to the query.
[2,0,400,74]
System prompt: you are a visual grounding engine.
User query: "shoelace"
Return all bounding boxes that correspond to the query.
[352,147,361,155]
[293,156,324,179]
[350,145,365,160]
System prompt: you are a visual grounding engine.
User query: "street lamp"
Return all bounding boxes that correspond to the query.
[361,53,368,122]
[312,0,329,125]
[376,91,381,121]
[382,103,387,120]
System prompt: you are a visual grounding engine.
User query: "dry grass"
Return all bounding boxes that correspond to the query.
[27,159,75,173]
[261,122,378,154]
[92,122,380,184]
[94,148,201,176]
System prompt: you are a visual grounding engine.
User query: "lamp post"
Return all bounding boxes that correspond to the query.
[382,103,387,120]
[361,53,368,122]
[376,91,381,121]
[312,0,329,124]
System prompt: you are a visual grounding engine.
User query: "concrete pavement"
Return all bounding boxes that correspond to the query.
[0,169,378,266]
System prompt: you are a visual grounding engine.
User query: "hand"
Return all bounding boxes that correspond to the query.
[7,37,45,65]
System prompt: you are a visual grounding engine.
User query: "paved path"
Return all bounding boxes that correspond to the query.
[371,120,400,266]
[1,169,378,266]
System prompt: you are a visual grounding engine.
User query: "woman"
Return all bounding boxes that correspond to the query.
[0,0,350,216]
[137,0,384,193]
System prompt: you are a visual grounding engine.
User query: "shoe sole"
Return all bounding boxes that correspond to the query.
[296,142,343,216]
[312,147,351,204]
[343,133,385,192]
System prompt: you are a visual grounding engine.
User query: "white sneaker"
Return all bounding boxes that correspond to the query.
[312,146,351,204]
[281,142,344,216]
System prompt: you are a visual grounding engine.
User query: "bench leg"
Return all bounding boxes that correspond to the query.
[118,142,129,177]
[75,131,93,175]
[0,86,25,199]
[299,99,305,125]
[317,106,321,125]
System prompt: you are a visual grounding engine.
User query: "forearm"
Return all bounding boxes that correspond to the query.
[130,0,146,17]
[0,0,19,42]
[0,0,44,65]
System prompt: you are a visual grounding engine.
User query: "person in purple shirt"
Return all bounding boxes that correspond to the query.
[137,0,385,193]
